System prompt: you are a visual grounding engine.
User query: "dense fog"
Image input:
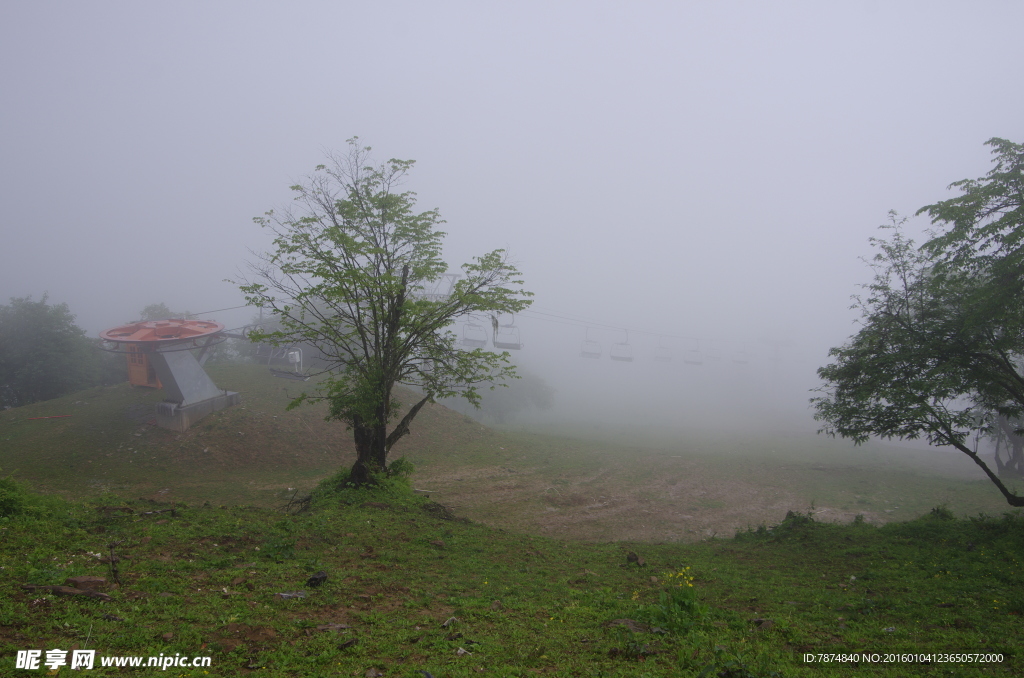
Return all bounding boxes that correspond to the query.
[3,2,1023,442]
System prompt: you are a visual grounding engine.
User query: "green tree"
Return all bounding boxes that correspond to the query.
[0,295,99,408]
[137,302,191,321]
[916,138,1024,422]
[238,139,532,485]
[813,137,1024,507]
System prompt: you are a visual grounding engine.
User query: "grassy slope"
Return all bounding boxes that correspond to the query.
[0,365,368,505]
[0,485,1021,677]
[1,365,1023,676]
[1,364,1016,539]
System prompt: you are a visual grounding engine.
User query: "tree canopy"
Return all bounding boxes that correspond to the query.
[238,139,532,484]
[813,138,1024,506]
[137,302,192,321]
[0,295,99,408]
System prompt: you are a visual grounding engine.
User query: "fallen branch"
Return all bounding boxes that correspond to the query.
[280,490,312,515]
[107,541,124,588]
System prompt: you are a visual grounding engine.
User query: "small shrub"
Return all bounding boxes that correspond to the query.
[645,567,709,635]
[0,476,30,518]
[735,510,816,542]
[386,457,414,481]
[262,534,297,561]
[734,524,770,541]
[0,471,59,519]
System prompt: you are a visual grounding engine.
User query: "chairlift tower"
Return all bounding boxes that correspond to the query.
[100,319,240,432]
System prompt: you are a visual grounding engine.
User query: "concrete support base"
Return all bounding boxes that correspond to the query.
[154,391,241,432]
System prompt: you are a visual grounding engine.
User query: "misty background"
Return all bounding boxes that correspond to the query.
[3,1,1023,438]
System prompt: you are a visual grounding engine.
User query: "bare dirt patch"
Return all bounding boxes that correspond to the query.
[409,432,1011,542]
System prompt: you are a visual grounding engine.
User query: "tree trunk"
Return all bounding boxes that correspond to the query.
[1012,437,1024,479]
[994,433,1007,477]
[349,394,432,486]
[347,264,411,487]
[951,436,1024,507]
[995,415,1024,480]
[349,410,388,486]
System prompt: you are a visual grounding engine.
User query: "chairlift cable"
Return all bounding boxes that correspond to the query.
[190,304,250,317]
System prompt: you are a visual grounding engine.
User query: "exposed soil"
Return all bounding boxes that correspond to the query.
[413,453,885,543]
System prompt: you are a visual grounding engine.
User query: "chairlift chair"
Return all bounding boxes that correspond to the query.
[492,315,522,350]
[580,328,602,359]
[609,330,634,362]
[704,341,723,362]
[653,338,672,363]
[682,338,702,365]
[419,273,460,302]
[268,346,309,381]
[461,322,488,349]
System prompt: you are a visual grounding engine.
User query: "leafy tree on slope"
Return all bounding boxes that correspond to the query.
[0,295,98,408]
[814,138,1024,506]
[238,139,532,485]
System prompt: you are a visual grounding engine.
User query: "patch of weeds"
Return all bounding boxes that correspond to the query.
[25,562,64,585]
[698,646,783,678]
[260,519,299,561]
[643,567,709,635]
[607,626,654,660]
[0,470,63,519]
[0,474,33,518]
[1003,594,1024,616]
[734,510,815,543]
[311,459,423,511]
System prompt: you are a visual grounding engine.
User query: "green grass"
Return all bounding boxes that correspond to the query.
[0,365,358,506]
[0,479,1021,676]
[2,365,1023,675]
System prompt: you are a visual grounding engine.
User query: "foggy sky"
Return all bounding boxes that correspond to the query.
[2,1,1023,432]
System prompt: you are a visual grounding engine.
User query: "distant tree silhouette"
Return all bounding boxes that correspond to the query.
[0,295,98,407]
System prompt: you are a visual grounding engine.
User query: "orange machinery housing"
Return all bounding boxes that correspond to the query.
[104,319,225,389]
[126,344,162,388]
